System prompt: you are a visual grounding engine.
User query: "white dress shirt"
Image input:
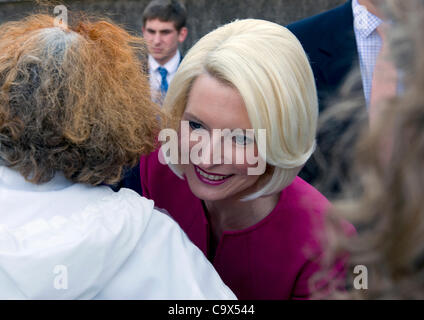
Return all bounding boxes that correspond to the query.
[352,0,383,107]
[0,165,236,299]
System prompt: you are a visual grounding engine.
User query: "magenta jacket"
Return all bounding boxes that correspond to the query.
[140,149,353,299]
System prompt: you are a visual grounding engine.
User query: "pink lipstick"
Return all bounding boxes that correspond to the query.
[193,165,233,186]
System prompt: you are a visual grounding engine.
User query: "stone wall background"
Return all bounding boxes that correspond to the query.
[0,0,346,54]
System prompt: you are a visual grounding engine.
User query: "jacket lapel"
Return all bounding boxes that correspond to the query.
[315,0,361,95]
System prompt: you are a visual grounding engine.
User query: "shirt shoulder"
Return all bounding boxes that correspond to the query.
[98,207,237,299]
[275,177,355,247]
[0,185,156,299]
[262,177,333,255]
[279,176,331,218]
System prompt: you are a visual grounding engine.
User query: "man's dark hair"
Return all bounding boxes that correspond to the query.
[142,0,187,31]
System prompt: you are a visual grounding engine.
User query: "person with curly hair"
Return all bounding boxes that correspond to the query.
[314,0,424,299]
[0,13,235,300]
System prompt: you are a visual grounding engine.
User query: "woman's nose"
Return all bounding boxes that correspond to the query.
[191,130,224,168]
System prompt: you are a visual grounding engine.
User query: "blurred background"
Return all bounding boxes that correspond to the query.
[0,0,345,54]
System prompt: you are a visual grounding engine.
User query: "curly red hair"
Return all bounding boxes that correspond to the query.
[0,14,162,185]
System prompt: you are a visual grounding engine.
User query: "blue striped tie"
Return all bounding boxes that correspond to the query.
[158,66,168,95]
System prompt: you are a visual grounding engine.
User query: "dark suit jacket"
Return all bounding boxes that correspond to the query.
[287,0,364,197]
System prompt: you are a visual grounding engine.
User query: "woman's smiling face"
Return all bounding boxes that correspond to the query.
[180,73,263,202]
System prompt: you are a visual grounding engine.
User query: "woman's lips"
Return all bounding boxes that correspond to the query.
[194,165,234,186]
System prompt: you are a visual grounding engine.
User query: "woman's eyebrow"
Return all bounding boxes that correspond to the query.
[182,112,252,132]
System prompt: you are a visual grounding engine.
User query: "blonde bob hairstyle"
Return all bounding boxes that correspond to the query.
[163,19,318,200]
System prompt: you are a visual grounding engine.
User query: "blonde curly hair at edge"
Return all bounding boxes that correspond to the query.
[162,19,318,201]
[313,0,424,299]
[0,14,162,186]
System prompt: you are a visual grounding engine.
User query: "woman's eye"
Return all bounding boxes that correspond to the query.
[233,135,254,146]
[188,121,203,130]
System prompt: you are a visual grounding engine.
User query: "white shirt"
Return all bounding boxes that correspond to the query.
[148,51,181,104]
[0,165,236,300]
[352,0,383,107]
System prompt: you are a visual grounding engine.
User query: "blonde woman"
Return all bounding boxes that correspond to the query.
[0,14,236,299]
[140,19,354,299]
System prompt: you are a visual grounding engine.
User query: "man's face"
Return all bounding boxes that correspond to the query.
[142,19,187,65]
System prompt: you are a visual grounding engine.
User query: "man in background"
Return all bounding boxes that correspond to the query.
[142,0,188,105]
[287,0,396,198]
[115,0,188,196]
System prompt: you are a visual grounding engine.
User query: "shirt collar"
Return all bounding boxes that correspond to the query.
[148,50,181,74]
[352,0,383,38]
